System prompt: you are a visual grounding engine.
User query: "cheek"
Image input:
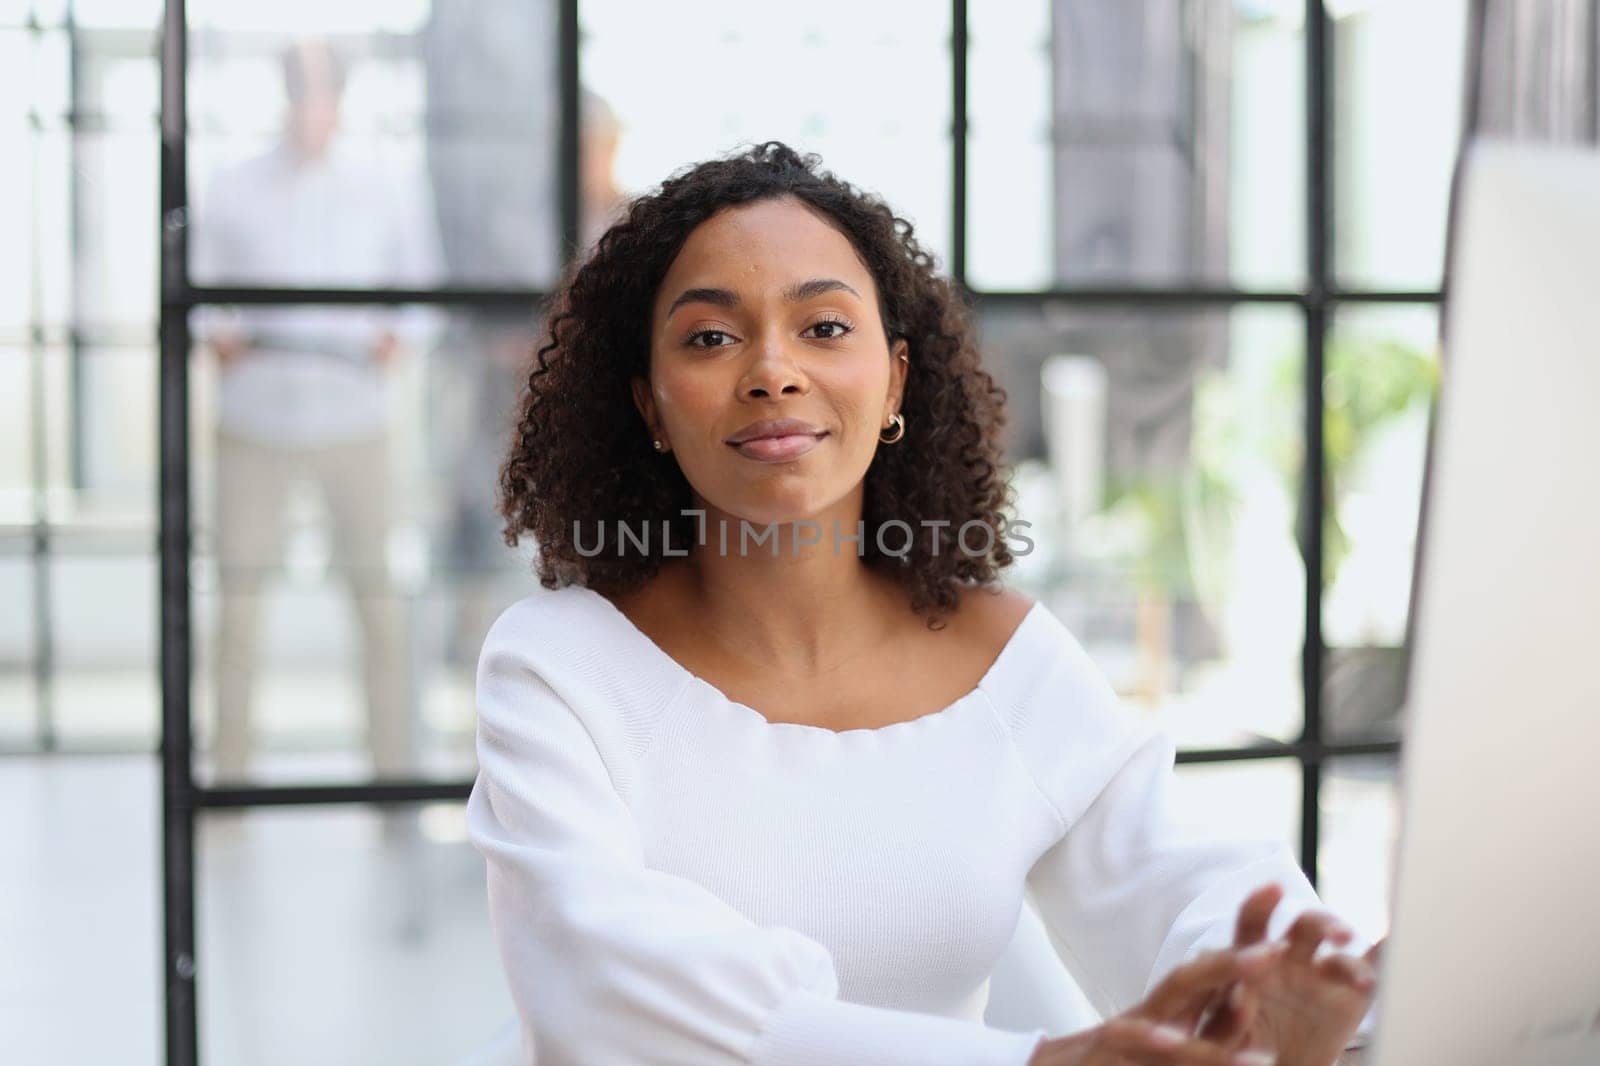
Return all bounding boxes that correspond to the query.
[651,369,721,432]
[824,361,892,426]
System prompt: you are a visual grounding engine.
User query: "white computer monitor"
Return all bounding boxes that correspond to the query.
[1370,140,1600,1065]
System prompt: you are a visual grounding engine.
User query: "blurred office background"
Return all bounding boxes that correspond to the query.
[3,0,1592,1062]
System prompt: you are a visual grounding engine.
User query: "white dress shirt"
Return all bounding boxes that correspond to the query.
[193,139,444,450]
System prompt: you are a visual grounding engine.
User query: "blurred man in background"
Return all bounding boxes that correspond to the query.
[193,37,443,782]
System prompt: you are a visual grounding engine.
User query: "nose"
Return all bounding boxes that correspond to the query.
[738,330,808,400]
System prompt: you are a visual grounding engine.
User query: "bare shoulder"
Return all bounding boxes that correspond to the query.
[602,562,710,664]
[607,560,690,624]
[949,583,1036,648]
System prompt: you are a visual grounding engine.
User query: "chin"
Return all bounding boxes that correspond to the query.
[715,489,833,532]
[725,503,816,530]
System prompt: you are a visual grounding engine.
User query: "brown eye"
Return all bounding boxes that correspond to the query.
[686,329,733,348]
[806,318,854,341]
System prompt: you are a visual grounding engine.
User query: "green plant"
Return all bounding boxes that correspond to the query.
[1101,470,1194,599]
[1093,333,1437,611]
[1271,333,1441,592]
[1106,332,1438,727]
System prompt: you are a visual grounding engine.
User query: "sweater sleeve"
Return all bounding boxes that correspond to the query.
[1004,617,1378,1023]
[466,609,1049,1066]
[1024,727,1332,1016]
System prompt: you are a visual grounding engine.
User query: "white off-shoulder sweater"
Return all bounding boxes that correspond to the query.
[466,583,1368,1065]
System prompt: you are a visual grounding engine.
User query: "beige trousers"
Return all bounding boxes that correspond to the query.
[211,429,414,779]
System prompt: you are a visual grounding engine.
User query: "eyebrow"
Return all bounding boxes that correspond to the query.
[664,277,862,319]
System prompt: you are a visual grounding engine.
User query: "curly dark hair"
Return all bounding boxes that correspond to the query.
[499,140,1018,628]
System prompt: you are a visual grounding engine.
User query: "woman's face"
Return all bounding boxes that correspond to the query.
[633,196,909,528]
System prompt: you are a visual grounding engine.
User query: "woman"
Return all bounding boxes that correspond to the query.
[468,141,1382,1065]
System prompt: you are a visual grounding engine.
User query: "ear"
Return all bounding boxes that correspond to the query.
[886,336,910,418]
[631,375,667,449]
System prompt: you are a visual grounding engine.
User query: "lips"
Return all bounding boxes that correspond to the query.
[730,433,826,462]
[725,417,827,445]
[724,417,829,462]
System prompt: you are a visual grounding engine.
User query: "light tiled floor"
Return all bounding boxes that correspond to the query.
[2,755,514,1066]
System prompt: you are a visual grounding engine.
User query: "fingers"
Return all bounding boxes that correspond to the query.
[1173,975,1257,1040]
[1284,909,1355,965]
[1193,882,1283,1037]
[1314,951,1378,994]
[1196,979,1261,1046]
[1139,942,1286,1021]
[1364,935,1387,967]
[1095,1018,1276,1065]
[1233,882,1284,948]
[1175,986,1224,1039]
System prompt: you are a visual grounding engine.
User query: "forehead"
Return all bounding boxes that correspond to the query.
[654,198,874,315]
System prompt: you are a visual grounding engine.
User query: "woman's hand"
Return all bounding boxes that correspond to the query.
[1026,944,1285,1065]
[1197,883,1383,1066]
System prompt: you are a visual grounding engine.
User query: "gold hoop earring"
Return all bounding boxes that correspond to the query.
[879,412,905,444]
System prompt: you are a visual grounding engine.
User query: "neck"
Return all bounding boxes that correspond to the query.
[676,495,903,678]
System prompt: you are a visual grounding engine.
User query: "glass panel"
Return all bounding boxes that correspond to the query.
[1172,757,1302,857]
[49,553,158,745]
[9,26,69,118]
[187,1,561,290]
[76,345,158,524]
[1332,0,1468,290]
[412,306,546,667]
[1317,755,1400,943]
[75,0,164,29]
[0,346,34,524]
[421,0,562,286]
[196,804,514,1064]
[3,32,72,327]
[12,31,160,332]
[37,343,73,523]
[0,152,29,328]
[32,342,154,529]
[189,305,539,784]
[0,546,36,742]
[0,29,40,331]
[192,578,422,783]
[75,133,160,334]
[968,0,1305,290]
[986,302,1306,745]
[74,21,161,330]
[9,0,67,26]
[76,21,161,121]
[580,0,953,269]
[1321,305,1439,743]
[35,130,72,329]
[0,32,29,103]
